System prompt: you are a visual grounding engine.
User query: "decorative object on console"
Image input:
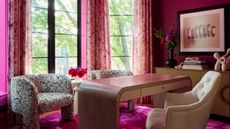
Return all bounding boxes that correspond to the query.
[214,48,230,71]
[68,67,87,81]
[176,57,208,70]
[154,28,177,68]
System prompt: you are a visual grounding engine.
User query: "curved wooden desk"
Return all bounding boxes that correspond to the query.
[78,73,192,129]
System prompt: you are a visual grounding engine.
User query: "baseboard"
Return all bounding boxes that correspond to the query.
[0,104,7,129]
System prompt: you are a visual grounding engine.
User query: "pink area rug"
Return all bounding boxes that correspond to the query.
[21,106,230,129]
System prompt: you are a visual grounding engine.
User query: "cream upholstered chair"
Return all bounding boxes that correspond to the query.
[10,74,74,129]
[146,71,221,129]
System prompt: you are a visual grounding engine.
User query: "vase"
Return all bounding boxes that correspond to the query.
[72,77,82,82]
[165,48,177,68]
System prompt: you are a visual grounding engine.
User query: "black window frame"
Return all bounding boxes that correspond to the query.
[32,0,81,73]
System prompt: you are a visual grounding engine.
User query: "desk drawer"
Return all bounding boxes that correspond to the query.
[120,89,140,101]
[141,80,191,96]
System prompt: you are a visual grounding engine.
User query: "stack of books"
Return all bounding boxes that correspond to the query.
[182,58,208,70]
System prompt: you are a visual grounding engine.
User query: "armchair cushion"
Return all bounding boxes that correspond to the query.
[38,92,73,113]
[27,74,72,93]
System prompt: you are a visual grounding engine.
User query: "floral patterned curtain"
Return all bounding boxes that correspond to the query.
[133,0,153,74]
[133,0,153,104]
[86,0,111,77]
[8,0,32,125]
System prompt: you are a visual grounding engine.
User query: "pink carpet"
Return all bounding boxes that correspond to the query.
[22,106,230,129]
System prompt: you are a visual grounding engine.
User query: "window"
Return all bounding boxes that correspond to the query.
[109,0,133,71]
[32,0,80,74]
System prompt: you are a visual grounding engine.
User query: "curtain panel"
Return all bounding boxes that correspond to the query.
[133,0,153,104]
[8,0,32,125]
[86,0,111,76]
[133,0,153,74]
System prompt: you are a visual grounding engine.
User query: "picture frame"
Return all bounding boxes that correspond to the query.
[178,5,228,55]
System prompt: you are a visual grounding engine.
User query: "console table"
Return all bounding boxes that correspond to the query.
[78,73,192,129]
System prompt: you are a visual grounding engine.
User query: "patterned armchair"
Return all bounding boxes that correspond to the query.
[10,74,74,129]
[90,70,133,80]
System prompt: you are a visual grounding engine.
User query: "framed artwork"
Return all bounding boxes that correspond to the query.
[178,5,228,55]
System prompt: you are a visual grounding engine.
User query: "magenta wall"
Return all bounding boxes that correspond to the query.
[0,0,7,93]
[81,0,87,68]
[153,0,230,68]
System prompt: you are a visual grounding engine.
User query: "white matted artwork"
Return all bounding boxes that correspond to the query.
[178,5,227,54]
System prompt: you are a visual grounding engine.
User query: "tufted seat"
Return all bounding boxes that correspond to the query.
[10,74,74,129]
[146,71,221,129]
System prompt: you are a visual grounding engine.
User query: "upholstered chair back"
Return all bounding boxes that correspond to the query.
[24,74,72,93]
[191,71,221,101]
[90,70,133,80]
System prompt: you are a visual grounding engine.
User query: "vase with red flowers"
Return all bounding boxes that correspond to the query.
[154,28,177,68]
[68,67,87,82]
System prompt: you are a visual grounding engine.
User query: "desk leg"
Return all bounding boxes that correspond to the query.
[78,86,119,129]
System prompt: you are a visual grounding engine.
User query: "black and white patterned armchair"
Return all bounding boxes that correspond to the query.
[90,70,133,80]
[10,74,74,129]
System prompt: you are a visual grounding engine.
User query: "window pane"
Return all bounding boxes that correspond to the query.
[32,0,48,8]
[32,33,48,57]
[55,35,77,57]
[55,11,77,34]
[32,58,48,74]
[109,0,133,15]
[32,7,48,33]
[110,16,132,35]
[55,0,77,13]
[56,57,78,74]
[111,57,132,71]
[110,37,132,56]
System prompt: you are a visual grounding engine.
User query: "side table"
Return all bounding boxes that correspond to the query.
[71,80,81,115]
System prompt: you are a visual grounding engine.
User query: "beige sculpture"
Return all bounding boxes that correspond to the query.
[214,48,230,71]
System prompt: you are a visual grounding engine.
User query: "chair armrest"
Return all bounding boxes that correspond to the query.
[165,102,211,129]
[164,92,198,109]
[39,74,73,94]
[10,77,39,114]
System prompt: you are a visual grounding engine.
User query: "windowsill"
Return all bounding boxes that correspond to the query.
[0,92,7,106]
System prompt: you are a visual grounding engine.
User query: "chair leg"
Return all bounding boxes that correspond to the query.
[61,104,74,121]
[15,113,23,125]
[23,112,39,129]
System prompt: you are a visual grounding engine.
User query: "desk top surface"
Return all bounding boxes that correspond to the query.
[81,73,190,92]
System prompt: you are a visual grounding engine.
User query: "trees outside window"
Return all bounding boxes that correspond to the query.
[32,0,80,74]
[109,0,133,71]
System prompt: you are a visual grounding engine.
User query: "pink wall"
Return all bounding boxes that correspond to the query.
[0,0,7,93]
[153,0,230,68]
[81,0,87,68]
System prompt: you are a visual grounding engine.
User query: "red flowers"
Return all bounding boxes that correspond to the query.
[68,67,87,78]
[154,28,177,50]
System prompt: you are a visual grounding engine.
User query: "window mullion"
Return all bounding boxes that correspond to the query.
[48,0,55,73]
[77,0,81,67]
